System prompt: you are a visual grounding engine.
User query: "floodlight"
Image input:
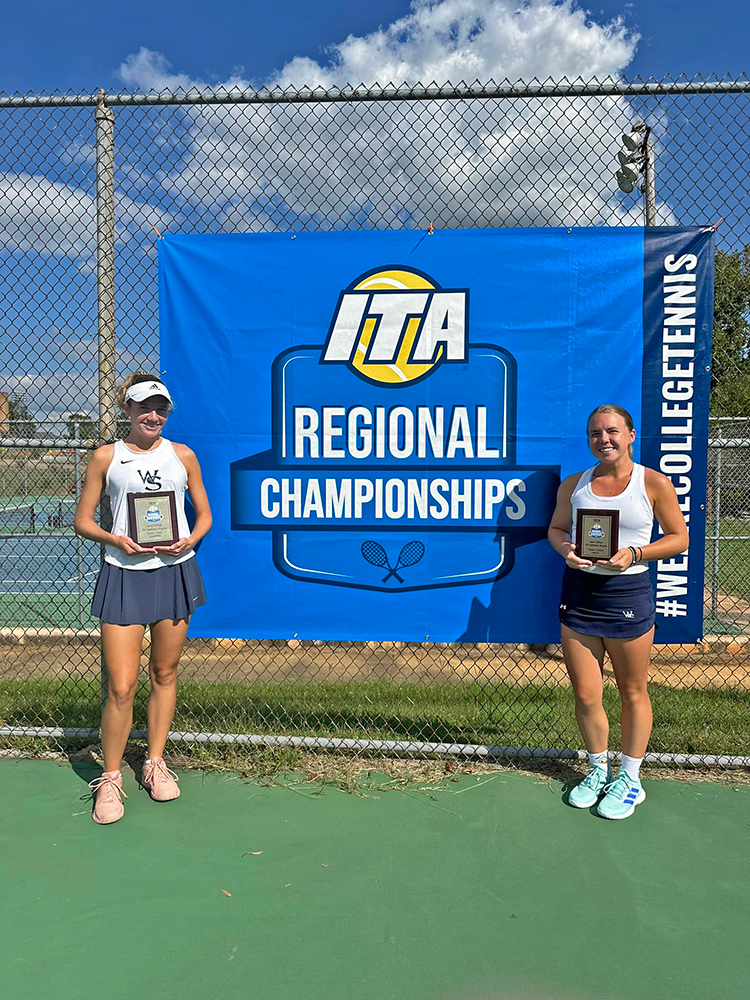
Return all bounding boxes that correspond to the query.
[621,131,643,152]
[616,169,635,194]
[614,122,653,221]
[617,149,640,166]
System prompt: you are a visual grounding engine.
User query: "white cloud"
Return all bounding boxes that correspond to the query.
[271,0,637,88]
[121,2,638,92]
[115,1,668,233]
[55,335,97,361]
[60,140,96,168]
[0,328,159,418]
[0,173,174,261]
[0,174,97,259]
[0,2,668,418]
[119,48,202,92]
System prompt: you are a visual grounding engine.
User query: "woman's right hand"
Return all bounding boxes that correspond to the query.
[111,534,157,556]
[562,541,593,569]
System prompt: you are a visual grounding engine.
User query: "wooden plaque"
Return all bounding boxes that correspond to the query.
[127,491,179,547]
[575,508,620,561]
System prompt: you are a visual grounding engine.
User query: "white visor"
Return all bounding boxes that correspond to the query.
[124,380,173,405]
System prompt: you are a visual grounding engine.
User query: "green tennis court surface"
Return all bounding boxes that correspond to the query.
[0,593,97,629]
[1,760,748,1000]
[0,494,98,629]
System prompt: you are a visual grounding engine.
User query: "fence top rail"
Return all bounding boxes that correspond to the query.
[0,438,98,449]
[1,76,749,109]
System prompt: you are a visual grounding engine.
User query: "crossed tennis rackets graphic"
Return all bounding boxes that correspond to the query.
[361,540,425,583]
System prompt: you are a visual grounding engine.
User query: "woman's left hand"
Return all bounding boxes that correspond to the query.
[153,536,195,557]
[599,547,635,572]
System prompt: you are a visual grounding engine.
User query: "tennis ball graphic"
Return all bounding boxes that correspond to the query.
[350,268,442,384]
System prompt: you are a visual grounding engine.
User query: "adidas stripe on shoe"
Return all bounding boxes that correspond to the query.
[597,772,646,820]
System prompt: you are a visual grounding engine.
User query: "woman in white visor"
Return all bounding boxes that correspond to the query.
[74,371,212,824]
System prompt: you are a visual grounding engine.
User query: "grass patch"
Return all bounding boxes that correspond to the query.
[710,516,750,601]
[2,676,749,757]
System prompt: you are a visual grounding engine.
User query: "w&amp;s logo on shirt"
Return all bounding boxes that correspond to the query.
[231,265,558,591]
[138,470,162,491]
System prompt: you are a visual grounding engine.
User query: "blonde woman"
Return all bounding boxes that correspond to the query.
[548,404,688,819]
[74,372,212,824]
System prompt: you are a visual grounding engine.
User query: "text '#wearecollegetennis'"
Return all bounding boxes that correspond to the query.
[654,252,698,617]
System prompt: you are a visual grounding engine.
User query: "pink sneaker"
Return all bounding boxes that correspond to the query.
[141,757,180,802]
[89,771,127,825]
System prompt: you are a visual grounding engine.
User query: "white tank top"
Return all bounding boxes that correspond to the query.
[104,438,194,570]
[570,463,653,576]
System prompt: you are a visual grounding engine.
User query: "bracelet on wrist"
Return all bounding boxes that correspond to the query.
[628,545,638,566]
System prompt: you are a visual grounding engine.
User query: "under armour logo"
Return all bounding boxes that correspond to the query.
[559,603,567,611]
[138,469,162,491]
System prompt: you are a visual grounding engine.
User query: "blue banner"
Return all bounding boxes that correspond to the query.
[641,229,715,642]
[159,227,713,642]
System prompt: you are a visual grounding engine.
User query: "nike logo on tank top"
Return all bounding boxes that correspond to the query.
[571,464,653,575]
[104,438,194,570]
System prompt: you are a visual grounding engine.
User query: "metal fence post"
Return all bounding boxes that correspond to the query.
[643,128,656,226]
[95,89,117,445]
[95,90,116,710]
[73,425,85,631]
[711,446,722,620]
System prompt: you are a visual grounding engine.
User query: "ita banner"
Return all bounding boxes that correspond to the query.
[159,227,713,643]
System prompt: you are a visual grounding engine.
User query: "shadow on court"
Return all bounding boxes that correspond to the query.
[1,759,748,1000]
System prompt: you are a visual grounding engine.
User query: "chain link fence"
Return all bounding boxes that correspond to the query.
[1,77,749,766]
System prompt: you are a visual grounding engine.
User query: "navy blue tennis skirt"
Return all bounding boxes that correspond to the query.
[559,567,655,639]
[91,558,207,625]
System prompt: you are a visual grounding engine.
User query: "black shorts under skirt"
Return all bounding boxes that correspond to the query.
[559,566,655,639]
[91,558,207,626]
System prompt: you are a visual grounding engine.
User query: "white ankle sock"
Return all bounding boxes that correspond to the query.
[620,755,643,781]
[587,750,608,769]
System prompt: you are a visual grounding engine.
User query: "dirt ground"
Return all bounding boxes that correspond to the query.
[2,582,749,689]
[2,631,748,691]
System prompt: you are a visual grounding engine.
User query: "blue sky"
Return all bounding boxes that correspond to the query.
[0,0,747,421]
[0,0,747,94]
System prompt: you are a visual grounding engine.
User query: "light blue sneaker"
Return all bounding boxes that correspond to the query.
[597,772,646,819]
[568,764,612,809]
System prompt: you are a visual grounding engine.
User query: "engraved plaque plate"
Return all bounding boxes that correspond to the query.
[575,508,619,561]
[127,491,179,547]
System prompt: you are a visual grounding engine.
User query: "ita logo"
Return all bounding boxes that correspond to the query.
[231,264,558,591]
[144,506,163,524]
[321,266,468,383]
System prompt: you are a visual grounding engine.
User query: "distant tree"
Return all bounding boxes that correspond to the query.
[66,412,97,440]
[8,397,37,438]
[712,246,750,416]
